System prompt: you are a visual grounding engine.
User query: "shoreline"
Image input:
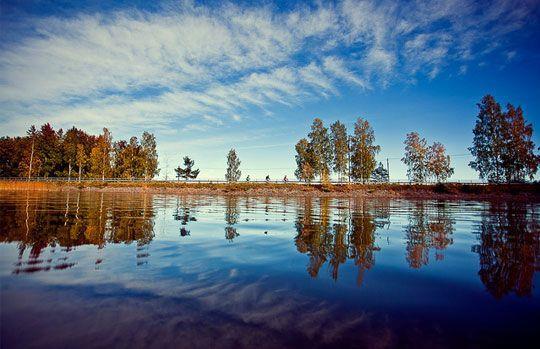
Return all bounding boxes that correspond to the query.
[0,180,538,201]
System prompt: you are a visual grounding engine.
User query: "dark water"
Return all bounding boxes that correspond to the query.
[0,191,539,349]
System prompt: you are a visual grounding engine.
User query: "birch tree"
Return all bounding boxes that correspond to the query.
[350,118,380,183]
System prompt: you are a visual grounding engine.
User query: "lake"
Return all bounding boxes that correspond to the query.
[0,190,539,348]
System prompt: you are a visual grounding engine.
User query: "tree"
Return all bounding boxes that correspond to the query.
[402,132,428,183]
[89,128,113,180]
[141,131,159,180]
[76,144,87,181]
[117,137,144,179]
[350,118,380,183]
[36,123,63,177]
[469,95,507,182]
[371,162,389,182]
[62,127,81,181]
[308,118,332,179]
[330,121,349,181]
[175,156,200,180]
[501,104,538,182]
[294,138,315,182]
[225,149,241,182]
[427,142,454,182]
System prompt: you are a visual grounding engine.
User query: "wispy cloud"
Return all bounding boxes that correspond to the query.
[0,0,537,136]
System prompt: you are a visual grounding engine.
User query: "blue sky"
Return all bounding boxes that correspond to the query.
[1,0,539,180]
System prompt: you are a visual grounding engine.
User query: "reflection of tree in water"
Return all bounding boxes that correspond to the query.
[173,197,197,237]
[472,201,540,298]
[404,201,454,269]
[0,191,156,274]
[295,198,389,284]
[224,196,239,242]
[349,199,380,286]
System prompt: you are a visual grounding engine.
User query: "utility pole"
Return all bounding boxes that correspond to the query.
[386,158,390,182]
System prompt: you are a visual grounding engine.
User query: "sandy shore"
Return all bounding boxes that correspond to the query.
[0,180,539,201]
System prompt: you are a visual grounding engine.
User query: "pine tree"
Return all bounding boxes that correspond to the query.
[225,149,241,182]
[36,123,63,177]
[371,162,389,182]
[308,118,333,180]
[402,132,428,183]
[175,156,200,180]
[330,121,349,181]
[350,118,380,183]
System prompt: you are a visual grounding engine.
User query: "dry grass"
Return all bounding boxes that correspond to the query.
[0,179,538,200]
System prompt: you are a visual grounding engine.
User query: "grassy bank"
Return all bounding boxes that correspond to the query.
[1,180,539,200]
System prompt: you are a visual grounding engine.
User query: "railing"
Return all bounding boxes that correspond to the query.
[0,176,499,185]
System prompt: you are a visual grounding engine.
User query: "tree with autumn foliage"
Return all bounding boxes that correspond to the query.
[294,138,316,182]
[90,128,113,180]
[76,144,87,181]
[427,142,454,182]
[500,103,538,182]
[469,95,538,182]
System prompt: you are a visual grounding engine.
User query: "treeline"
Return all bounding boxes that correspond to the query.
[294,118,453,183]
[0,124,159,180]
[294,94,538,183]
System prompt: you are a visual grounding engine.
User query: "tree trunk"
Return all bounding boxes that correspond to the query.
[28,138,35,180]
[68,162,72,182]
[78,165,82,182]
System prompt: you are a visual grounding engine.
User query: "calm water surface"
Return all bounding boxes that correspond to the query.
[0,190,539,348]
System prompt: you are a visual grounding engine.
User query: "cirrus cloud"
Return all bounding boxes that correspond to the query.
[0,0,537,136]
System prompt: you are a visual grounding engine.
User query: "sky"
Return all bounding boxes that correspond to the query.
[1,0,539,181]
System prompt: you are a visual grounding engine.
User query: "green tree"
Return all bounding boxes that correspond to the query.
[294,138,315,182]
[350,118,380,183]
[175,156,200,180]
[308,118,332,179]
[371,162,389,182]
[330,121,349,181]
[402,132,428,183]
[36,123,63,177]
[225,149,241,182]
[469,95,507,182]
[62,127,81,180]
[141,131,159,180]
[427,142,454,182]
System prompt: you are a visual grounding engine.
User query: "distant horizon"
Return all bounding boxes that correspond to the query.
[1,0,539,181]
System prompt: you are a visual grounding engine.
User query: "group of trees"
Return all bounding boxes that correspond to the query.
[294,117,453,184]
[294,118,386,183]
[174,148,242,182]
[1,95,537,184]
[402,132,454,183]
[0,124,159,180]
[469,95,539,183]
